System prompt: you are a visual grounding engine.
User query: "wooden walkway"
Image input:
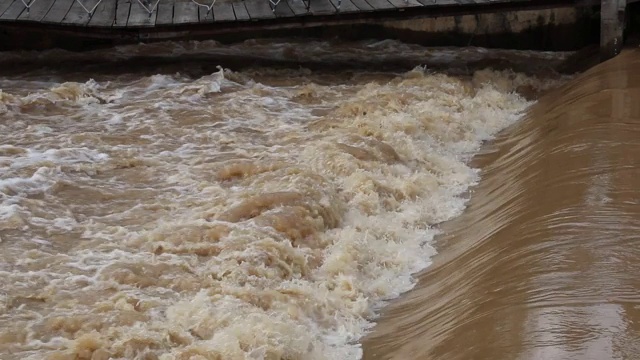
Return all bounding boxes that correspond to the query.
[1,0,626,54]
[0,0,595,30]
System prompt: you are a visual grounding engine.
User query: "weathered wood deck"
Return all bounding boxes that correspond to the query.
[0,0,633,57]
[0,0,600,33]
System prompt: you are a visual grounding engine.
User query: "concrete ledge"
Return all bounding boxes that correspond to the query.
[0,4,604,52]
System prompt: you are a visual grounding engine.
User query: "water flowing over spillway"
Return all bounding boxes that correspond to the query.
[363,48,640,360]
[0,40,572,359]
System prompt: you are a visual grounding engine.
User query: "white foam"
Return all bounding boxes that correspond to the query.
[0,48,569,360]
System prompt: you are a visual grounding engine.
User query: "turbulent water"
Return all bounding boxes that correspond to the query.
[0,39,569,360]
[363,48,640,359]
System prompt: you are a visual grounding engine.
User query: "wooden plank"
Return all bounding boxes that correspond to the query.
[113,0,130,26]
[272,0,294,16]
[362,0,395,9]
[173,1,198,24]
[199,2,214,22]
[244,0,275,19]
[155,1,174,25]
[286,0,309,15]
[127,0,157,26]
[213,2,236,21]
[61,0,93,25]
[232,1,250,20]
[87,0,117,26]
[0,0,26,20]
[41,0,74,23]
[434,0,458,5]
[0,0,16,18]
[416,0,454,5]
[387,0,422,7]
[348,0,374,10]
[18,0,55,21]
[329,0,360,12]
[308,0,336,14]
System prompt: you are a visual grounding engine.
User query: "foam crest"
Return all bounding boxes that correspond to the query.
[0,50,565,360]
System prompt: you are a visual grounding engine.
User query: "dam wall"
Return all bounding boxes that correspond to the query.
[0,4,614,52]
[377,7,599,50]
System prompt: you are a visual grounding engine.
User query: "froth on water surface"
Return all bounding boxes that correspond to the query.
[362,48,640,360]
[0,40,568,359]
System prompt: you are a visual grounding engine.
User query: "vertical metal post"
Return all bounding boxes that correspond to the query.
[600,0,626,61]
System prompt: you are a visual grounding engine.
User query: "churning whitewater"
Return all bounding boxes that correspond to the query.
[0,41,565,360]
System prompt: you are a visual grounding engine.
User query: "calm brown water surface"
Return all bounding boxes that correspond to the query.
[0,39,593,359]
[363,48,640,360]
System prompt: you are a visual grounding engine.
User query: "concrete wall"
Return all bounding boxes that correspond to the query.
[0,6,600,52]
[373,7,599,50]
[384,7,583,33]
[279,6,599,51]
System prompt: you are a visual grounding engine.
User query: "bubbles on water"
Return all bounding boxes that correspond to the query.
[0,44,567,359]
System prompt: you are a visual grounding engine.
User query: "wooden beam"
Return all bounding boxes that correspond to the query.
[155,1,174,25]
[0,0,27,21]
[87,0,117,27]
[600,0,626,61]
[61,0,92,25]
[244,0,277,20]
[128,1,158,27]
[0,0,16,18]
[232,1,251,20]
[40,0,74,24]
[18,0,56,22]
[0,0,609,40]
[113,0,131,27]
[213,3,237,21]
[173,1,198,24]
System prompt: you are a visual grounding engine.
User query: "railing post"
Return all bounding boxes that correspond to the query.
[600,0,626,61]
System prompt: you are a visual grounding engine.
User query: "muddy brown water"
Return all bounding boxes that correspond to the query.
[363,48,640,360]
[2,39,635,360]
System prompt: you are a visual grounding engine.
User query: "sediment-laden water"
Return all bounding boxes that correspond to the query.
[0,39,570,360]
[363,48,640,360]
